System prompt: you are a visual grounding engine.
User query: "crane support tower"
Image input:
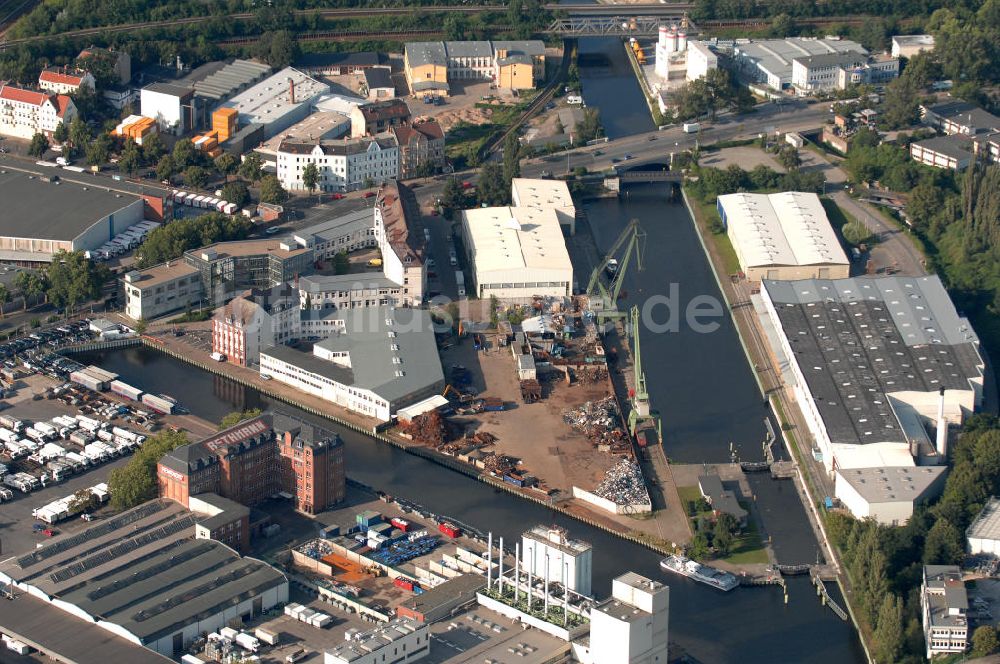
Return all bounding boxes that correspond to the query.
[627,304,660,438]
[585,219,646,325]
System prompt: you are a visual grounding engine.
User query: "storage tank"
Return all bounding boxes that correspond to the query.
[678,31,687,51]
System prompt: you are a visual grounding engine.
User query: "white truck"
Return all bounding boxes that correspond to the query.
[34,422,58,439]
[682,122,700,133]
[112,427,145,445]
[0,415,24,433]
[76,415,102,432]
[254,627,279,646]
[25,427,47,443]
[0,427,18,444]
[234,633,260,653]
[211,351,226,362]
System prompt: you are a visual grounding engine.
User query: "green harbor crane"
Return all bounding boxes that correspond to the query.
[584,219,645,323]
[627,303,660,438]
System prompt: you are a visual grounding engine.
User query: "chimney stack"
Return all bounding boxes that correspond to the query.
[288,77,295,104]
[936,387,948,457]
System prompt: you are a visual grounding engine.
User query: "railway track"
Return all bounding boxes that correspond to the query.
[0,0,36,36]
[217,27,511,46]
[0,5,497,46]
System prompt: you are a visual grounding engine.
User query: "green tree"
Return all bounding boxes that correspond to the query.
[185,165,209,190]
[502,132,521,185]
[477,162,508,206]
[259,175,289,204]
[221,181,250,208]
[215,152,238,176]
[53,122,68,144]
[172,138,197,169]
[44,250,108,313]
[13,270,44,311]
[135,212,253,268]
[255,30,299,68]
[334,250,350,275]
[85,134,109,167]
[219,408,263,430]
[118,139,141,177]
[302,162,320,199]
[573,108,603,144]
[872,594,904,664]
[68,117,90,149]
[776,145,801,171]
[108,429,189,510]
[440,177,466,219]
[923,518,964,565]
[972,625,1000,658]
[0,284,9,319]
[155,155,176,182]
[28,132,49,157]
[239,153,263,182]
[141,132,165,164]
[134,318,147,335]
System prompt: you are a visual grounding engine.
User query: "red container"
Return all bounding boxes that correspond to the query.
[390,518,410,532]
[439,522,461,538]
[394,577,414,591]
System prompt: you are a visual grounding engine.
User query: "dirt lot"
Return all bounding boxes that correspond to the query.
[699,145,786,172]
[438,334,621,495]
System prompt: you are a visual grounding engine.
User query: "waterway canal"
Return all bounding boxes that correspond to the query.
[76,348,863,662]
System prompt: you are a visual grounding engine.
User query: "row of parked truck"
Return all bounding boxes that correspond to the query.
[0,411,147,497]
[86,220,162,261]
[171,189,239,215]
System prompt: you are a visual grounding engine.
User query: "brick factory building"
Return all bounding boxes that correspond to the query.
[276,415,346,514]
[158,414,346,517]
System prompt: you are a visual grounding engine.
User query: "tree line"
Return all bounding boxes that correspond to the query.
[826,416,1000,662]
[134,212,253,269]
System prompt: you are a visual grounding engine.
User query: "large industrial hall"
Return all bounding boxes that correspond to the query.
[717,191,850,282]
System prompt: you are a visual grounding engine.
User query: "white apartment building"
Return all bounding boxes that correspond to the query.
[37,68,95,95]
[922,566,969,659]
[522,525,593,597]
[791,52,898,94]
[276,134,399,193]
[0,84,77,140]
[686,41,717,82]
[299,274,404,312]
[444,41,495,80]
[324,618,429,664]
[584,573,669,664]
[123,262,202,321]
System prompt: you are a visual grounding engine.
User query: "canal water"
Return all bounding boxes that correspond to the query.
[76,347,862,662]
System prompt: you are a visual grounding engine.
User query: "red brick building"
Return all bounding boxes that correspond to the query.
[158,414,345,520]
[157,416,279,508]
[276,416,346,515]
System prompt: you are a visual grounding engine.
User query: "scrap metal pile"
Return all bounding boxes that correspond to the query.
[437,430,497,455]
[563,396,629,451]
[594,458,649,507]
[482,452,519,476]
[401,411,449,447]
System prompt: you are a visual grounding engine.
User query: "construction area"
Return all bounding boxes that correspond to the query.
[395,219,692,548]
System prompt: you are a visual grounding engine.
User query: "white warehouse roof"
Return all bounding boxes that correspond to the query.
[463,205,572,274]
[511,178,574,210]
[222,67,329,126]
[718,191,849,268]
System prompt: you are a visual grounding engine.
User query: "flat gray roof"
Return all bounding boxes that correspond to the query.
[913,135,974,160]
[299,274,399,295]
[764,276,983,446]
[405,42,447,68]
[264,306,444,404]
[734,38,865,82]
[445,41,493,58]
[296,206,373,243]
[837,465,945,503]
[0,592,172,664]
[0,499,286,645]
[0,167,141,243]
